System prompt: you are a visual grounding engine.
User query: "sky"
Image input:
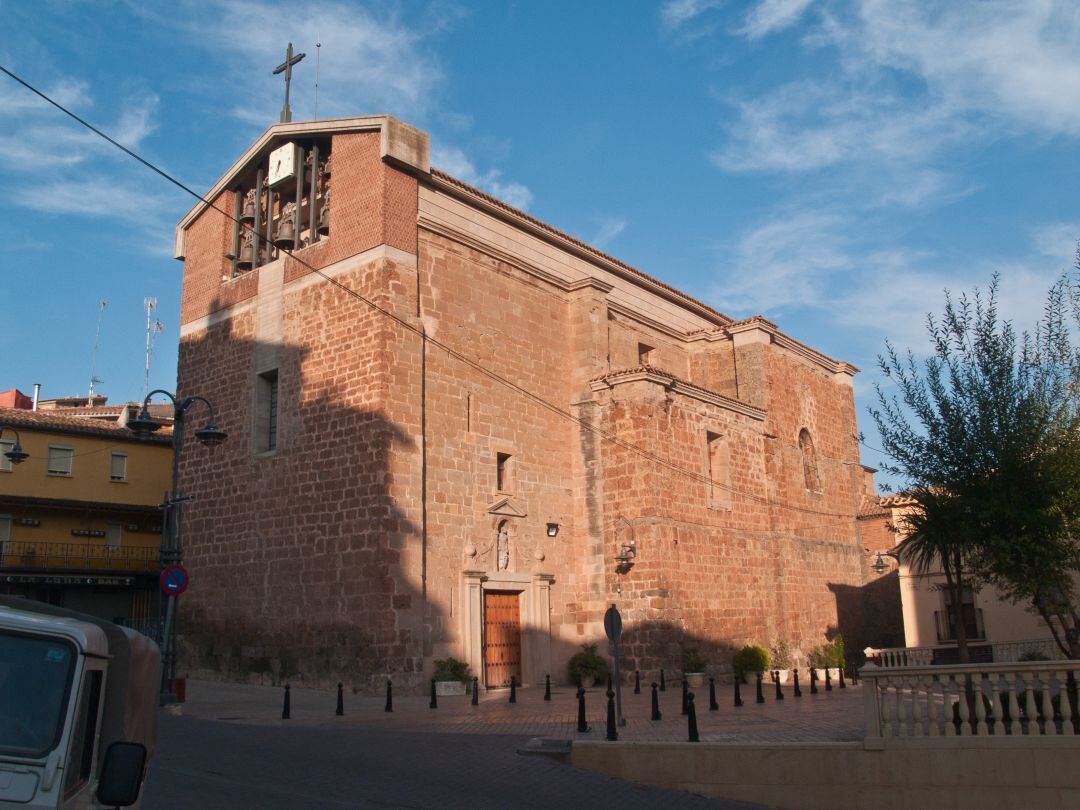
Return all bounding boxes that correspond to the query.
[2,0,1080,485]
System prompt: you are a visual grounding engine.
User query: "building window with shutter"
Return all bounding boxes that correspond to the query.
[105,522,122,551]
[109,452,127,482]
[0,440,13,473]
[47,445,74,477]
[255,370,279,454]
[0,515,11,556]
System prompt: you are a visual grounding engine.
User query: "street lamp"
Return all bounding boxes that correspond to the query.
[129,389,227,704]
[0,426,29,464]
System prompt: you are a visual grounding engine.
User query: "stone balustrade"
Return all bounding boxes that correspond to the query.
[864,638,1063,667]
[862,660,1080,747]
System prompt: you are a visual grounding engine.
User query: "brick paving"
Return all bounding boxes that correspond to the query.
[175,677,865,743]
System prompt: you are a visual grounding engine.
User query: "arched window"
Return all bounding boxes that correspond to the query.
[799,429,820,492]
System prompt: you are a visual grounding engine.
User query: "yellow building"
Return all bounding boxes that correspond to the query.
[0,406,172,630]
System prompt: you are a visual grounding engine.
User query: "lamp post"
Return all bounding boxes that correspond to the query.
[128,390,226,704]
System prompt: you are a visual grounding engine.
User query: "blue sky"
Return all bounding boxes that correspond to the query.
[3,0,1079,483]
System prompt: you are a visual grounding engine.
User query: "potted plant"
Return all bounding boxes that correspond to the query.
[433,657,471,696]
[770,640,793,684]
[732,644,770,684]
[809,635,845,681]
[567,643,609,689]
[683,648,708,688]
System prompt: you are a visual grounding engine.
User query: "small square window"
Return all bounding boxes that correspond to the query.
[47,446,74,477]
[109,453,127,482]
[638,343,655,365]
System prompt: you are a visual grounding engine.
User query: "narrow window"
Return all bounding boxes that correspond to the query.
[466,393,473,433]
[63,669,103,797]
[47,446,74,477]
[0,515,10,554]
[496,452,512,492]
[707,431,730,508]
[638,342,655,365]
[0,440,13,472]
[255,370,279,453]
[105,522,122,551]
[109,452,127,482]
[799,429,820,492]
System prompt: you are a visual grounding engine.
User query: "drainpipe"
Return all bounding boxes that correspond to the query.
[32,384,40,412]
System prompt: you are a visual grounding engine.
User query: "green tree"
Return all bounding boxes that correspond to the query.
[871,274,1080,659]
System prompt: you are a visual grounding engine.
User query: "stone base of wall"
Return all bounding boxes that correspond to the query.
[571,738,1080,810]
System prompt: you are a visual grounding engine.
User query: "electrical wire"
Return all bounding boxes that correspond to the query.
[1,64,871,527]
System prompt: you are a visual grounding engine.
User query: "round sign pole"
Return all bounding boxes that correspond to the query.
[605,604,625,726]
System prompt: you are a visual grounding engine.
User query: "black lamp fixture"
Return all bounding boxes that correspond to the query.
[128,394,228,448]
[127,408,162,435]
[871,551,898,575]
[615,540,637,567]
[0,427,28,465]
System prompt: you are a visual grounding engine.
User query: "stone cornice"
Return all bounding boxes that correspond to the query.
[589,366,766,421]
[726,316,859,377]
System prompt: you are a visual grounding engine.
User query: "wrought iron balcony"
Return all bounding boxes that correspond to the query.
[0,540,159,573]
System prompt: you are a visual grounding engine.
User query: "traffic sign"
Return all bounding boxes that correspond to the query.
[604,604,622,643]
[160,564,189,596]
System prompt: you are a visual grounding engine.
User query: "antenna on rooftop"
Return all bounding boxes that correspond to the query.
[88,299,108,405]
[143,297,164,399]
[313,37,322,120]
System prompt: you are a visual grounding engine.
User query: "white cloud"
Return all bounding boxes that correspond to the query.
[661,0,725,30]
[740,0,816,39]
[431,144,533,211]
[589,216,627,249]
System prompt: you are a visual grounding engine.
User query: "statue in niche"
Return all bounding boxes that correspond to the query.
[497,521,510,571]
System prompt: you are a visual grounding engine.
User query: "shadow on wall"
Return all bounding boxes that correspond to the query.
[828,573,904,663]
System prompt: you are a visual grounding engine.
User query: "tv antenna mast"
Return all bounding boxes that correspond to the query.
[88,299,108,405]
[313,37,322,119]
[143,298,164,399]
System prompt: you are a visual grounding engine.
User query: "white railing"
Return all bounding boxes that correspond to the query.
[864,638,1063,667]
[862,660,1079,746]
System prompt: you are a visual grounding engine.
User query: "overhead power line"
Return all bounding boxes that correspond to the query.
[0,64,870,528]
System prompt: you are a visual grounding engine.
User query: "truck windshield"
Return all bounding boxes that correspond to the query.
[0,631,76,757]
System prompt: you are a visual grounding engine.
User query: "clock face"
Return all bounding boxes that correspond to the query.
[268,143,296,187]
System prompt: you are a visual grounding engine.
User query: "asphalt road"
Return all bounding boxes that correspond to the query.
[143,715,765,809]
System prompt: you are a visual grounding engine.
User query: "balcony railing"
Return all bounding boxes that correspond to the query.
[865,638,1064,667]
[0,540,160,573]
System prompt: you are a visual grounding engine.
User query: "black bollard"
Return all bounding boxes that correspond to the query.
[430,678,438,709]
[544,673,551,701]
[336,682,344,716]
[282,683,291,720]
[709,676,719,711]
[634,670,641,695]
[774,671,784,701]
[734,677,744,707]
[606,689,618,741]
[681,678,689,715]
[839,666,846,689]
[651,682,662,721]
[509,675,517,704]
[825,668,833,692]
[607,672,613,692]
[660,669,666,691]
[810,667,818,695]
[852,666,859,686]
[577,687,590,733]
[472,676,479,706]
[687,693,700,742]
[755,672,765,704]
[793,669,802,698]
[385,679,393,712]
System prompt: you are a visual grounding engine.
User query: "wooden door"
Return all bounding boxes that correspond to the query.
[483,591,522,688]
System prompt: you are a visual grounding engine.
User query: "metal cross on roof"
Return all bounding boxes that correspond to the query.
[273,42,306,124]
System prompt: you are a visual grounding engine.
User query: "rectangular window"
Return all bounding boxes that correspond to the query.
[47,446,74,477]
[109,452,127,482]
[255,370,279,454]
[0,516,10,554]
[707,431,731,509]
[938,587,984,641]
[0,440,13,473]
[105,522,122,551]
[638,342,655,365]
[496,452,512,492]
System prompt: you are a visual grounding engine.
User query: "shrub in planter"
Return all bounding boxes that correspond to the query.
[732,645,770,683]
[433,657,472,695]
[683,648,708,687]
[567,643,609,688]
[808,635,846,676]
[770,640,794,682]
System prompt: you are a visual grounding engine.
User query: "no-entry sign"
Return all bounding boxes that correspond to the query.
[159,564,190,596]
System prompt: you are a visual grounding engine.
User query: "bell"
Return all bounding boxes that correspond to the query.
[240,189,257,222]
[317,188,330,235]
[322,154,332,177]
[274,218,295,248]
[237,241,254,270]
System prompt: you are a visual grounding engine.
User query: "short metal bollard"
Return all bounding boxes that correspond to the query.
[660,668,666,691]
[577,687,590,733]
[385,679,393,713]
[606,689,618,741]
[756,672,765,704]
[687,692,700,742]
[472,676,479,706]
[430,678,438,709]
[544,673,551,701]
[681,678,689,715]
[774,670,784,701]
[793,669,802,698]
[509,675,517,704]
[336,682,344,716]
[839,666,846,689]
[810,667,818,695]
[651,682,662,721]
[634,670,641,694]
[825,668,832,692]
[734,677,744,707]
[282,683,291,720]
[852,665,859,685]
[709,676,719,711]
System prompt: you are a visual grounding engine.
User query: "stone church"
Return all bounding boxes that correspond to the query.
[174,115,873,690]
